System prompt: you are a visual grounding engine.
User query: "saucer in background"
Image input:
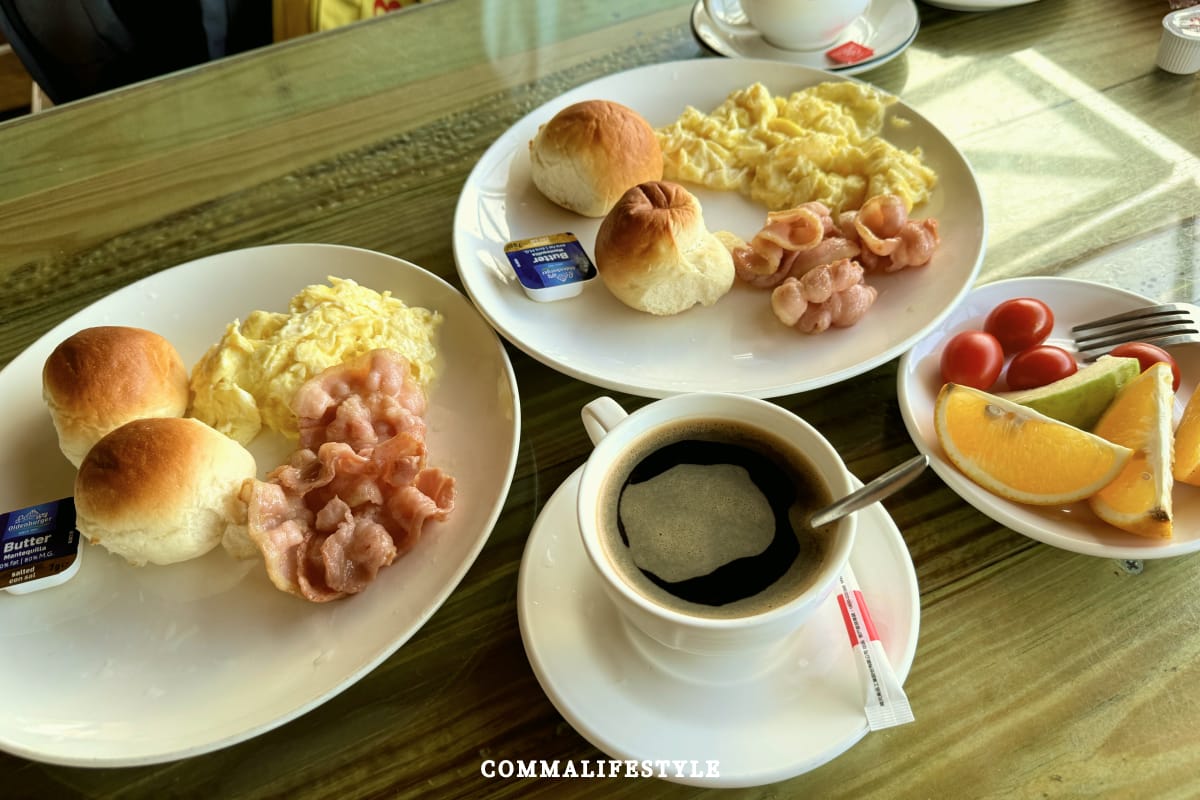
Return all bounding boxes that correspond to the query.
[691,0,920,74]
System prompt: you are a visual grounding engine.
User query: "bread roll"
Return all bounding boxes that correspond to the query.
[75,417,257,566]
[529,100,663,218]
[594,181,735,316]
[43,326,189,467]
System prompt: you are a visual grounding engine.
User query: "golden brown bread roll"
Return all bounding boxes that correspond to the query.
[75,417,257,566]
[529,99,663,218]
[594,181,735,316]
[42,326,189,467]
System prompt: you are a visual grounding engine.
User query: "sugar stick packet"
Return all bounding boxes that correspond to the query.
[836,564,914,730]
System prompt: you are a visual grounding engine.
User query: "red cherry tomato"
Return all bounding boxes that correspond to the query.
[941,330,1004,390]
[1005,345,1078,390]
[1108,342,1181,392]
[984,298,1055,355]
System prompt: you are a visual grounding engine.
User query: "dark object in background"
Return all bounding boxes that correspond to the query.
[0,0,271,105]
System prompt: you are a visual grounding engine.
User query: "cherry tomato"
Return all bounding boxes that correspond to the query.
[941,330,1004,390]
[1108,342,1181,392]
[984,298,1055,355]
[1005,345,1078,390]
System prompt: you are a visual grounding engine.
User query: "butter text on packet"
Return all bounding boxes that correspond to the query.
[504,233,597,302]
[2,498,83,594]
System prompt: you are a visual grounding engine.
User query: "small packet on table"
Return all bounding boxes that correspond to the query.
[827,41,875,66]
[2,498,83,595]
[504,233,597,302]
[836,564,914,730]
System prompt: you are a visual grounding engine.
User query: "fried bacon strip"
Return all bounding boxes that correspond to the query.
[243,349,455,603]
[725,193,939,333]
[729,193,940,285]
[839,194,941,272]
[769,258,878,334]
[729,201,854,289]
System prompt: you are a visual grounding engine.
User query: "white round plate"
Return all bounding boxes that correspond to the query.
[692,0,920,74]
[897,276,1200,560]
[0,244,521,766]
[517,467,919,788]
[920,0,1040,11]
[453,58,985,398]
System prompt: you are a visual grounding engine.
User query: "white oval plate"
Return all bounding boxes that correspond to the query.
[0,244,521,766]
[453,58,986,398]
[897,276,1200,560]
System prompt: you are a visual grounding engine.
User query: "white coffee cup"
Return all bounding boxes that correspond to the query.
[577,393,857,680]
[704,0,871,52]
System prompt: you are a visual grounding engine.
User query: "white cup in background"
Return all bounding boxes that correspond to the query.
[704,0,871,51]
[577,393,857,682]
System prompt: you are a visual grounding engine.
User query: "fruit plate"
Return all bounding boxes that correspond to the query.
[897,276,1200,560]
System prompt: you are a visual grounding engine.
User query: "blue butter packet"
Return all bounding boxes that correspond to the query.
[504,233,597,302]
[2,498,83,594]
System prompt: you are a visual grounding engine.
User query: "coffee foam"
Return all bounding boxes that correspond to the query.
[597,417,833,619]
[619,463,774,583]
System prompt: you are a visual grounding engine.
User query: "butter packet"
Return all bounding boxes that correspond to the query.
[504,233,597,302]
[2,498,83,594]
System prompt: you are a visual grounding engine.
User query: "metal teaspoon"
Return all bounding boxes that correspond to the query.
[807,453,930,530]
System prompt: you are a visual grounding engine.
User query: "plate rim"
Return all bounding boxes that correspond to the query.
[920,0,1040,11]
[689,0,921,75]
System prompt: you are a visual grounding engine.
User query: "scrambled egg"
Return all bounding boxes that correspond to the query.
[656,82,938,215]
[190,277,442,444]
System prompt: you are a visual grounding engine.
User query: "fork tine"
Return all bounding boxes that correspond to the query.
[1073,317,1197,345]
[1072,300,1200,359]
[1075,319,1200,346]
[1077,331,1200,357]
[1071,303,1195,333]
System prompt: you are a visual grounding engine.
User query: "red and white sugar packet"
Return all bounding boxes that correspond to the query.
[836,565,914,730]
[826,41,875,65]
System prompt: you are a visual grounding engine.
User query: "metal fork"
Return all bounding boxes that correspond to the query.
[1071,302,1200,358]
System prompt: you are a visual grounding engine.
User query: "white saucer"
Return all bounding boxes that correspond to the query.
[517,468,920,788]
[691,0,920,74]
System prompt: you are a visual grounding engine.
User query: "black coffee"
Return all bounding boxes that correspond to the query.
[598,418,834,620]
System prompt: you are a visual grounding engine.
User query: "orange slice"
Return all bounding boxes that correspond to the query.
[1089,362,1175,538]
[1173,386,1200,486]
[934,383,1132,506]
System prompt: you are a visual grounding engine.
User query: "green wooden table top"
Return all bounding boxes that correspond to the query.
[2,0,1198,797]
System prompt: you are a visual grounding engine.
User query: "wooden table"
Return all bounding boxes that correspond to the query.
[2,0,1198,796]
